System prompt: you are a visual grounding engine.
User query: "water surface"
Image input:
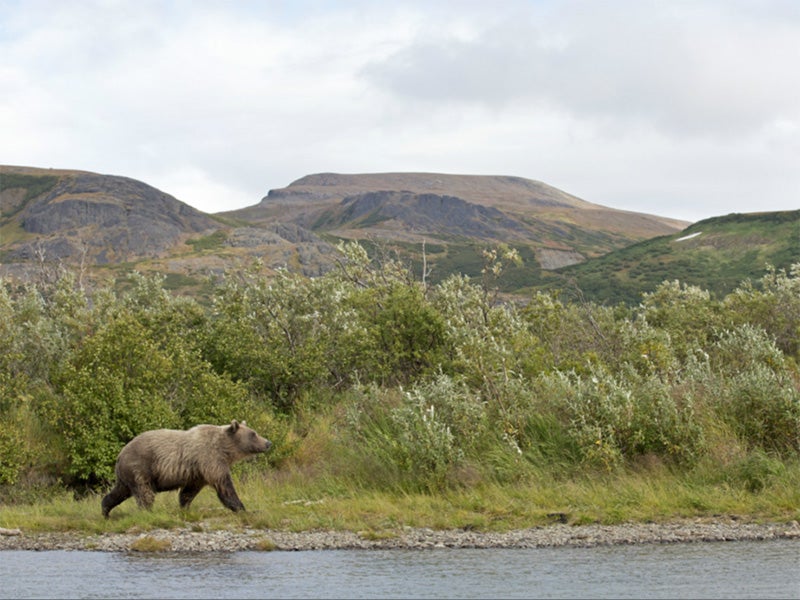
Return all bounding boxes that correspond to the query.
[1,539,797,599]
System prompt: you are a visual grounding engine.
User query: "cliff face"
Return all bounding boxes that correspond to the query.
[312,191,531,240]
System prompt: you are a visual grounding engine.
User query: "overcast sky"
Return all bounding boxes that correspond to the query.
[2,0,798,223]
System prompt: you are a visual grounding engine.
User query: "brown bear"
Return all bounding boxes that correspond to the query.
[101,420,271,517]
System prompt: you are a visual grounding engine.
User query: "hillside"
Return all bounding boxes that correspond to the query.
[6,166,796,305]
[234,172,685,246]
[1,167,688,296]
[224,172,687,285]
[547,210,800,305]
[3,166,796,306]
[0,166,337,287]
[0,165,219,270]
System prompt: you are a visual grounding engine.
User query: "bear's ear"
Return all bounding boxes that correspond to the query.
[228,420,240,434]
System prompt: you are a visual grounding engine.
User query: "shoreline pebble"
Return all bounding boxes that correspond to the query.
[1,519,798,553]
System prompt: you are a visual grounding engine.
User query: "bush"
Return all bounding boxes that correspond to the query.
[706,325,800,455]
[724,264,800,358]
[723,450,787,493]
[518,412,583,471]
[2,250,799,494]
[47,307,251,484]
[0,412,28,485]
[534,366,704,469]
[713,365,800,455]
[344,377,481,492]
[638,280,723,361]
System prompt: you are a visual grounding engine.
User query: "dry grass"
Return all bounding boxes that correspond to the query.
[129,535,172,552]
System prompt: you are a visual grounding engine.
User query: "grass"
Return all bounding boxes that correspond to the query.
[129,535,172,552]
[2,462,798,536]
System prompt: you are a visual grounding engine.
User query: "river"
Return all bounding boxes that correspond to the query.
[1,539,798,599]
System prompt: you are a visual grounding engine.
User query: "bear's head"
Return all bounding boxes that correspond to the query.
[227,419,272,455]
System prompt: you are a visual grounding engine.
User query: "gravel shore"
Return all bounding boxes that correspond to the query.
[1,519,799,552]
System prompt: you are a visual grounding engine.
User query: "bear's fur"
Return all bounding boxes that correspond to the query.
[101,420,271,517]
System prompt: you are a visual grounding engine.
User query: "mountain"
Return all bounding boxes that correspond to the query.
[0,165,710,301]
[548,210,800,305]
[0,166,337,288]
[224,172,687,279]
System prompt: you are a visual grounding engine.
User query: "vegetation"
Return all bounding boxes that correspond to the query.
[553,210,800,305]
[0,241,798,532]
[0,173,59,212]
[185,230,228,251]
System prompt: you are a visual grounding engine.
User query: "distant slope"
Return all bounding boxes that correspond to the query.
[0,165,219,267]
[3,166,713,301]
[225,172,687,280]
[236,171,685,236]
[548,210,800,305]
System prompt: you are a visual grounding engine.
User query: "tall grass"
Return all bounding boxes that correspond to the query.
[3,461,798,535]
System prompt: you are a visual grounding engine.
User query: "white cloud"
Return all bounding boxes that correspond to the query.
[1,0,798,223]
[152,165,256,214]
[362,1,800,138]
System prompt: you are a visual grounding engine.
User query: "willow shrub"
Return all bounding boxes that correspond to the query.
[724,264,800,358]
[703,324,800,455]
[44,310,252,485]
[0,411,28,485]
[532,365,704,470]
[343,375,488,492]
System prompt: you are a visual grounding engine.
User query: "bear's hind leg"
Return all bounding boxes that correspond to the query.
[101,482,132,518]
[132,475,156,510]
[179,480,205,509]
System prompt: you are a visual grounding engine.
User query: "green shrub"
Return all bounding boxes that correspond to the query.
[724,264,800,358]
[535,366,704,469]
[363,283,449,385]
[0,413,28,485]
[47,307,251,484]
[715,365,800,455]
[519,412,583,470]
[1,248,799,497]
[723,450,787,493]
[706,325,800,455]
[403,371,486,450]
[344,380,473,492]
[638,280,723,361]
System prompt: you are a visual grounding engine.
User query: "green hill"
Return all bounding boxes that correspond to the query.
[545,210,800,305]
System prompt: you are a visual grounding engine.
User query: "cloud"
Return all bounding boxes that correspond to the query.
[361,1,800,139]
[1,0,798,222]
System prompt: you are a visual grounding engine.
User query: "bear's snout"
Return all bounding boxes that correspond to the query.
[253,436,272,453]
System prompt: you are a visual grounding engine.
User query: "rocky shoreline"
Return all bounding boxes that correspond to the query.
[1,519,799,553]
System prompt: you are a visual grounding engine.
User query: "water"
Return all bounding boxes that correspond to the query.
[1,540,797,599]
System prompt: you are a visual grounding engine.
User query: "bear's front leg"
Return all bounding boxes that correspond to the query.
[214,474,246,512]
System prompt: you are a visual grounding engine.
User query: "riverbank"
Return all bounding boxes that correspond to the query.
[1,518,799,552]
